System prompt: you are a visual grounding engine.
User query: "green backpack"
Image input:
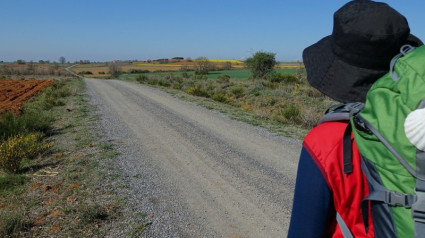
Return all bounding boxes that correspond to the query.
[350,44,425,237]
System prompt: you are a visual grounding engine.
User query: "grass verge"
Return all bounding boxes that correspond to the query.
[120,70,337,139]
[0,78,124,237]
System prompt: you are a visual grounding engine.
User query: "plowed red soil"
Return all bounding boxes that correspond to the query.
[0,79,53,113]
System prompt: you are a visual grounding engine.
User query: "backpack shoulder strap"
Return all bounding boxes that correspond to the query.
[318,102,364,125]
[318,102,364,174]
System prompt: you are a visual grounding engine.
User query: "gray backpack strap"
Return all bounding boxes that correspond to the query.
[413,179,425,238]
[413,99,425,238]
[355,114,421,179]
[319,103,364,174]
[318,102,364,125]
[336,212,353,238]
[360,158,399,237]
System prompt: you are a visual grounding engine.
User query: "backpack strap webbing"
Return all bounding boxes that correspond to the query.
[336,212,354,238]
[343,123,353,174]
[355,114,420,179]
[412,99,425,238]
[318,102,364,174]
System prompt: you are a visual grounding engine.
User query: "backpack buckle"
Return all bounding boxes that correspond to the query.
[412,189,425,223]
[386,191,414,208]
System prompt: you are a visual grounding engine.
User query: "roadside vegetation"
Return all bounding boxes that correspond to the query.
[115,52,336,138]
[0,77,125,237]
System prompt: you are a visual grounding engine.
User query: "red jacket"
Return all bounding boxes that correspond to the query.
[303,121,374,237]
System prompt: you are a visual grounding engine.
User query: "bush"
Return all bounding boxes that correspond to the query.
[158,80,171,87]
[281,104,301,124]
[0,133,53,173]
[261,80,278,89]
[268,73,298,84]
[245,51,277,78]
[195,74,208,80]
[136,75,149,83]
[147,79,159,85]
[78,71,93,75]
[129,69,149,74]
[185,86,209,97]
[109,62,122,78]
[172,83,183,89]
[182,72,191,79]
[212,93,229,103]
[217,74,230,83]
[230,87,245,98]
[0,111,52,141]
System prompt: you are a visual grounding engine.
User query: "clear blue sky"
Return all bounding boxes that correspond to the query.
[1,0,424,62]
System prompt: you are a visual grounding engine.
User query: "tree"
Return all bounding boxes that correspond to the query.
[59,56,66,64]
[194,57,213,75]
[245,51,277,78]
[222,61,232,70]
[108,61,122,78]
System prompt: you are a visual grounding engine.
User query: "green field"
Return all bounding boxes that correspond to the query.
[121,68,299,81]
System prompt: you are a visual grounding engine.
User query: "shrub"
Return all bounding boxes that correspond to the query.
[173,76,183,84]
[217,74,230,83]
[158,80,171,87]
[185,86,209,97]
[182,72,191,78]
[261,80,278,89]
[0,133,53,173]
[194,57,213,75]
[304,87,325,98]
[281,104,301,124]
[231,87,245,98]
[268,73,295,83]
[129,69,149,74]
[0,111,52,141]
[195,74,208,80]
[212,93,229,103]
[222,62,232,70]
[78,71,93,75]
[245,51,277,78]
[249,86,263,96]
[109,62,122,78]
[147,79,159,85]
[136,75,149,83]
[172,83,183,89]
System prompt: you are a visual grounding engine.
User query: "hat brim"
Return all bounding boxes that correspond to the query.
[303,34,423,103]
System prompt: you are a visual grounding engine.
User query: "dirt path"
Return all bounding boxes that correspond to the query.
[85,78,301,237]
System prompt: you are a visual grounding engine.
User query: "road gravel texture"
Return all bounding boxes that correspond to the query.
[85,78,302,238]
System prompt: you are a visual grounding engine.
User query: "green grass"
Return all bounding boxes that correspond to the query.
[0,174,28,195]
[0,211,31,238]
[120,68,298,81]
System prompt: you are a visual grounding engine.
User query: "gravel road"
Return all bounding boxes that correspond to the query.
[85,78,302,238]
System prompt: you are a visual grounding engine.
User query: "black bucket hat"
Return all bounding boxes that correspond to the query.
[303,0,423,103]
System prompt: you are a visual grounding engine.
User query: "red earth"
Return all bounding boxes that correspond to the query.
[0,79,53,113]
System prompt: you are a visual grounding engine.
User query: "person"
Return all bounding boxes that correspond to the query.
[287,1,423,237]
